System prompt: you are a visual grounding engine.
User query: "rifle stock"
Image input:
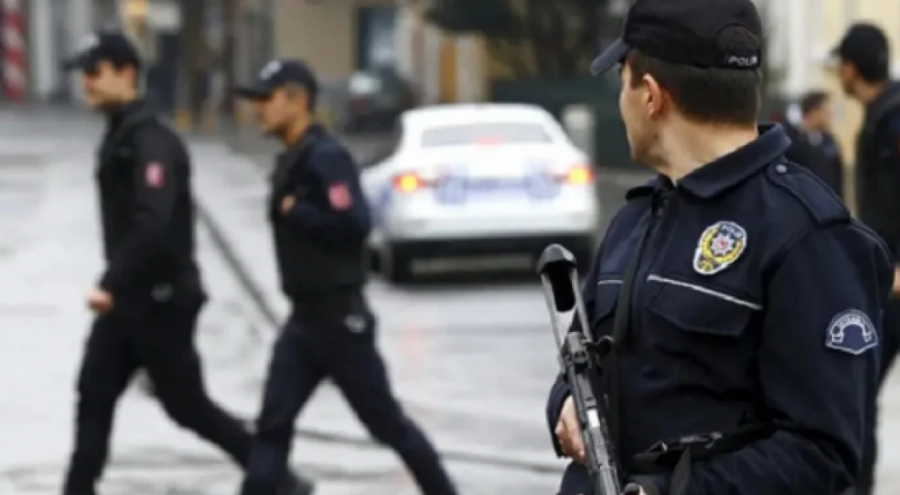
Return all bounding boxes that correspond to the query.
[537,244,624,495]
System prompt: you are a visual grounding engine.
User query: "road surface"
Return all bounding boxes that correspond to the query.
[0,109,897,494]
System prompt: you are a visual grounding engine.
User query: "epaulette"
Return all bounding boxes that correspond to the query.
[765,161,849,227]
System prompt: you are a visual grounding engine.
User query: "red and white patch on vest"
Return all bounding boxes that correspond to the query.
[328,183,352,210]
[145,162,165,188]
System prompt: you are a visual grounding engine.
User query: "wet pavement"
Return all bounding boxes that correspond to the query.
[1,108,899,494]
[0,111,562,495]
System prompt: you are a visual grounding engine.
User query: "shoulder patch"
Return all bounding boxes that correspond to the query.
[825,309,878,355]
[328,182,352,210]
[144,162,165,188]
[693,221,747,275]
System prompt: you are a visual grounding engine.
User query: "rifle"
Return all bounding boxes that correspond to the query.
[537,244,640,495]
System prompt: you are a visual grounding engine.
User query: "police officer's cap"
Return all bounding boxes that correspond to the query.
[233,59,319,100]
[831,23,889,74]
[588,0,763,76]
[63,30,142,72]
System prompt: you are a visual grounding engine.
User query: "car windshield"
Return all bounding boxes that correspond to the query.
[420,122,552,147]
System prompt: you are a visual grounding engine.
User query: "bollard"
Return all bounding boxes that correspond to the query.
[562,104,596,165]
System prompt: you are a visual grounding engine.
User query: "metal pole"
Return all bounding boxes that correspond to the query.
[222,0,237,129]
[175,0,205,132]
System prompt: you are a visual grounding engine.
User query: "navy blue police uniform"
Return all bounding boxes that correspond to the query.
[61,31,256,495]
[233,60,458,495]
[835,24,900,495]
[545,2,894,495]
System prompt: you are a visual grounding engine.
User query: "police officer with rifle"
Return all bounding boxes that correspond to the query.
[542,0,892,494]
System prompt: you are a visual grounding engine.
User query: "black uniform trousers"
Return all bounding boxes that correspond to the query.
[63,298,252,495]
[240,299,456,495]
[857,298,900,495]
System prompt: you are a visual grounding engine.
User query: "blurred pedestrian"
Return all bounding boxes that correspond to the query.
[59,30,311,495]
[232,59,458,495]
[548,1,891,494]
[784,91,845,198]
[832,22,900,495]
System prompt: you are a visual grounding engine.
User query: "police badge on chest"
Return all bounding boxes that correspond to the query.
[693,221,748,275]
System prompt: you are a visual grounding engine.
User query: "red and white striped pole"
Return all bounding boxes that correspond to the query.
[1,0,25,102]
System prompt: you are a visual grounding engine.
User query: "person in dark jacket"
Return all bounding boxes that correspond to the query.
[833,22,900,495]
[233,59,458,495]
[548,2,892,495]
[784,90,845,198]
[59,31,311,495]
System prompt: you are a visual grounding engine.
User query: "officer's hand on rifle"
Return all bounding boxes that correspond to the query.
[555,395,586,463]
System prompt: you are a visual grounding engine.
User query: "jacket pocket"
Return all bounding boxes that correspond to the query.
[645,274,760,337]
[643,274,762,389]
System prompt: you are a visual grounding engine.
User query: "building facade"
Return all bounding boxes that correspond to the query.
[392,0,900,193]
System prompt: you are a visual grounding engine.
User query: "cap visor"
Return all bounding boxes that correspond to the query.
[232,85,272,99]
[590,38,630,76]
[62,55,87,71]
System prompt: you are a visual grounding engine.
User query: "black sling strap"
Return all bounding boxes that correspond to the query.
[604,211,653,479]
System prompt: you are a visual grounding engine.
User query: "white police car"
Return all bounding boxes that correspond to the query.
[361,103,601,282]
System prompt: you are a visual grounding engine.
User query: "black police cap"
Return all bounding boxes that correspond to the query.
[63,30,142,72]
[590,0,763,76]
[233,59,319,100]
[831,23,890,73]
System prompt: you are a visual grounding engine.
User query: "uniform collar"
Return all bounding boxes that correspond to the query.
[865,81,900,117]
[627,124,790,200]
[677,124,790,199]
[279,123,325,159]
[105,98,147,127]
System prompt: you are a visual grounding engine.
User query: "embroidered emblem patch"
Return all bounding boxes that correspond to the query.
[826,309,878,355]
[328,183,352,210]
[693,221,747,275]
[145,162,165,188]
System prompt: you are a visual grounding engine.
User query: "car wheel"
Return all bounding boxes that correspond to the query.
[382,244,414,284]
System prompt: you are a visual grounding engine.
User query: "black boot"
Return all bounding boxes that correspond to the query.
[277,470,315,495]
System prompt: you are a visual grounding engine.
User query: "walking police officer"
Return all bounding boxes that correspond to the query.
[232,60,458,495]
[832,23,900,495]
[60,31,311,495]
[546,2,892,494]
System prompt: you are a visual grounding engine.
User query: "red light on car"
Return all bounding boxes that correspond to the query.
[563,165,594,185]
[394,172,440,193]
